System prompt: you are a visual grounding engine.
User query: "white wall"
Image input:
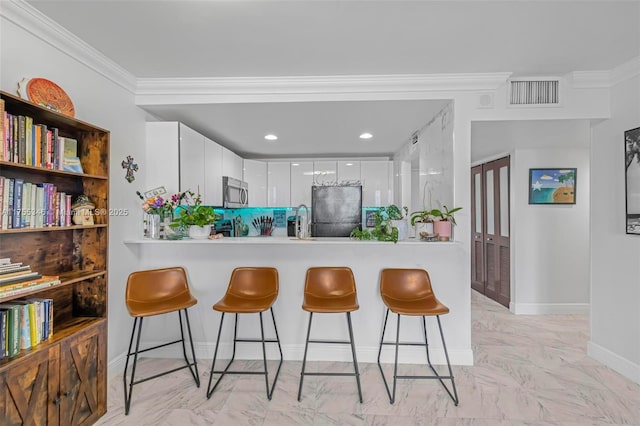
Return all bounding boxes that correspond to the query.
[472,121,591,313]
[1,14,147,363]
[590,71,640,384]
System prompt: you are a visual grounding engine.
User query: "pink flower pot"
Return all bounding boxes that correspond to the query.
[433,220,452,241]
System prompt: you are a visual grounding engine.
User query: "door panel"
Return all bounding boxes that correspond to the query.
[471,157,511,307]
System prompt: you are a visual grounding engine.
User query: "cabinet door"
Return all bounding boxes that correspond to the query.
[267,162,291,207]
[243,159,267,207]
[146,122,180,195]
[291,162,314,207]
[337,161,361,183]
[361,161,393,207]
[222,147,243,181]
[204,138,223,206]
[0,346,60,425]
[313,161,337,186]
[59,323,106,426]
[179,123,205,196]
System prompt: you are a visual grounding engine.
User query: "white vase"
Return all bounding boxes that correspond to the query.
[146,214,161,239]
[188,225,211,239]
[390,219,408,241]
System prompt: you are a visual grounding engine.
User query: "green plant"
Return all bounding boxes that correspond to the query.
[386,204,408,220]
[170,192,221,228]
[410,210,435,226]
[349,206,402,243]
[430,205,462,225]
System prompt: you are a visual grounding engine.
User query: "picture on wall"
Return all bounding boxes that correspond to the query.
[624,126,640,234]
[528,168,577,205]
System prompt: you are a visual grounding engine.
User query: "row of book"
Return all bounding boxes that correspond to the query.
[0,176,72,229]
[0,298,54,359]
[0,99,79,171]
[0,258,61,299]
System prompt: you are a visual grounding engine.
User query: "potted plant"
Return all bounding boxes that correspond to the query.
[386,205,409,241]
[430,205,462,241]
[170,191,221,239]
[349,205,407,243]
[410,209,435,238]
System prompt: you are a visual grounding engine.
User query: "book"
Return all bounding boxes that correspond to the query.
[12,178,23,228]
[63,156,84,173]
[28,302,36,345]
[0,267,33,278]
[0,272,42,286]
[0,276,60,298]
[0,176,4,230]
[16,302,30,350]
[0,304,20,356]
[58,137,77,170]
[0,309,6,359]
[6,177,13,228]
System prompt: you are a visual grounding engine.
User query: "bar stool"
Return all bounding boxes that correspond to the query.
[123,267,200,415]
[298,266,363,403]
[377,268,459,405]
[206,267,283,400]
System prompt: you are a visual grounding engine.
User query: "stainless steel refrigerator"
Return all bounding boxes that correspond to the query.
[311,185,362,237]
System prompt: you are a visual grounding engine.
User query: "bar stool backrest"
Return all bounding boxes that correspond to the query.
[227,267,279,299]
[126,267,192,311]
[380,268,435,301]
[304,267,356,298]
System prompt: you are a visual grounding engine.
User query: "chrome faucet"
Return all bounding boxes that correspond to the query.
[295,204,311,239]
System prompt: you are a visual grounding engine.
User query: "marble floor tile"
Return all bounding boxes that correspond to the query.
[96,291,639,425]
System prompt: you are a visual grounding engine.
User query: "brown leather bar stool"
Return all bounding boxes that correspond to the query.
[206,267,283,400]
[123,267,200,415]
[297,266,363,402]
[377,268,459,405]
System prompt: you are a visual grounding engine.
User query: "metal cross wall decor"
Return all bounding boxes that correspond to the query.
[121,155,138,183]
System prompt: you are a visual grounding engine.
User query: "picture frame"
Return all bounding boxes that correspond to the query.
[528,168,577,205]
[624,126,640,234]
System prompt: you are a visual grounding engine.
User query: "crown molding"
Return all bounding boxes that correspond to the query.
[571,71,611,89]
[610,56,640,87]
[135,73,512,105]
[1,0,137,94]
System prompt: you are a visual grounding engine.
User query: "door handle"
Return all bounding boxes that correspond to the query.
[486,237,493,241]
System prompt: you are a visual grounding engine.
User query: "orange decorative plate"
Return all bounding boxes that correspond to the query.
[26,78,75,117]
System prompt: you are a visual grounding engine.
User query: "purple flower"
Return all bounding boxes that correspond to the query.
[152,197,164,208]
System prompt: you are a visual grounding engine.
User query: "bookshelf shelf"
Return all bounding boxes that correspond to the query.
[0,91,109,424]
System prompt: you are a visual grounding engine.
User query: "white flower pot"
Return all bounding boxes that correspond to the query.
[188,225,211,239]
[390,219,408,241]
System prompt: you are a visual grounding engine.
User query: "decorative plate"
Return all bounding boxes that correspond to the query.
[25,78,75,117]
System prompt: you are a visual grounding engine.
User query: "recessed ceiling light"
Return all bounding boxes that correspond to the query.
[359,132,373,140]
[264,134,278,141]
[291,163,300,166]
[345,163,354,166]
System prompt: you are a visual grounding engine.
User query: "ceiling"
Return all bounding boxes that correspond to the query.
[26,1,640,157]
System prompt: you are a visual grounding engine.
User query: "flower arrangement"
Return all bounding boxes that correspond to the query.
[136,190,188,219]
[169,191,221,228]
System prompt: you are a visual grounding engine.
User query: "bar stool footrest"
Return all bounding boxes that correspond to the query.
[132,363,198,386]
[302,372,359,377]
[308,339,353,345]
[126,339,183,356]
[396,374,454,380]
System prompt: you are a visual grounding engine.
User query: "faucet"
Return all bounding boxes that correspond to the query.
[295,204,311,239]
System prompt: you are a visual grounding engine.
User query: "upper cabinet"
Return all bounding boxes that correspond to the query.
[145,122,181,195]
[222,147,243,181]
[337,161,361,183]
[267,162,291,207]
[313,161,337,186]
[179,123,206,196]
[361,161,394,207]
[291,162,314,206]
[243,159,267,206]
[204,138,223,206]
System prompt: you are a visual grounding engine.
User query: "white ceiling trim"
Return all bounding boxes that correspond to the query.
[610,56,640,87]
[1,0,137,94]
[571,71,611,89]
[135,73,512,105]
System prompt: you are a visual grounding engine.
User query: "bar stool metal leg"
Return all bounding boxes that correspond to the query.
[123,317,144,415]
[207,312,236,398]
[266,307,284,399]
[297,312,314,401]
[179,309,200,386]
[346,312,363,403]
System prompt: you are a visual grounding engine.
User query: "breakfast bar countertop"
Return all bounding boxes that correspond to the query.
[124,236,458,245]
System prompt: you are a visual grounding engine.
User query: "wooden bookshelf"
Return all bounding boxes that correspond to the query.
[0,91,109,424]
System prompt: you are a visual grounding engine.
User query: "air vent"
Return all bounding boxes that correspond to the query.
[411,131,419,145]
[509,79,560,105]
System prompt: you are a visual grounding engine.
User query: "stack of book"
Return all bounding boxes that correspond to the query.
[0,258,60,298]
[0,297,54,359]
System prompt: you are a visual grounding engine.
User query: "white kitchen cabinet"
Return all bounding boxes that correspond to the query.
[313,161,337,186]
[243,159,267,206]
[361,161,394,207]
[222,147,243,181]
[291,161,314,206]
[145,122,181,195]
[179,123,206,196]
[204,137,223,206]
[337,160,361,183]
[267,162,291,207]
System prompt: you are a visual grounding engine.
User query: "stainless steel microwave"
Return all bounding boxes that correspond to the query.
[222,176,248,208]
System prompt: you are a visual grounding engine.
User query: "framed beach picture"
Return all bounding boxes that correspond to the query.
[624,126,640,234]
[528,168,576,205]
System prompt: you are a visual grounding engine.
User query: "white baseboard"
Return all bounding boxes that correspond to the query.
[510,302,589,315]
[108,341,474,377]
[588,341,640,385]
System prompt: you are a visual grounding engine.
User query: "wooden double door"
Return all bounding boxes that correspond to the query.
[471,156,511,307]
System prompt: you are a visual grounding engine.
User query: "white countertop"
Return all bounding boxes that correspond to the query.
[123,236,457,245]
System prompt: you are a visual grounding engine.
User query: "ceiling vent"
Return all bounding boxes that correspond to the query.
[411,131,419,145]
[509,78,560,105]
